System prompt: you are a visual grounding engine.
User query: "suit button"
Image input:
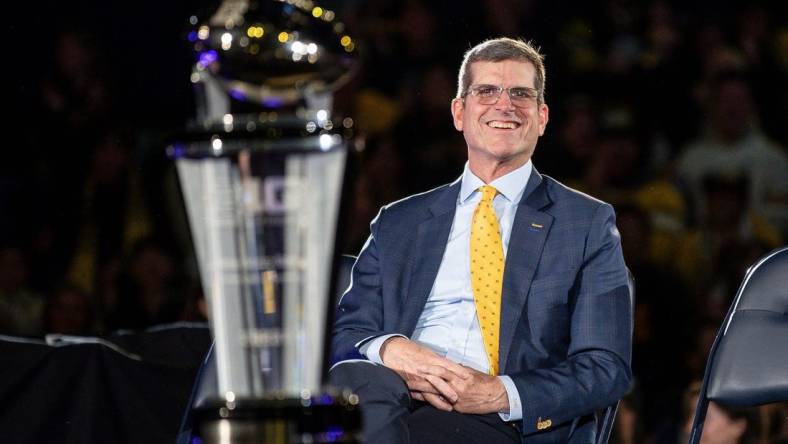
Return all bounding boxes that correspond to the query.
[536,418,552,430]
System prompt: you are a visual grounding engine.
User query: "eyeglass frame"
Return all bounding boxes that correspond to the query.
[461,84,541,106]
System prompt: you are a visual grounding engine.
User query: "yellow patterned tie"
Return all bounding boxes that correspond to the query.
[470,185,504,376]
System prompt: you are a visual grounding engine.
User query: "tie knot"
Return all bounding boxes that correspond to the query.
[479,185,498,203]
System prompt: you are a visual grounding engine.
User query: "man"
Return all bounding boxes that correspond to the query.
[331,38,632,444]
[676,72,788,235]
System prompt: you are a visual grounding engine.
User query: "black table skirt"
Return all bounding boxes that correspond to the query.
[0,323,211,444]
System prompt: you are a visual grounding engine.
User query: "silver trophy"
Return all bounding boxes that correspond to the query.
[169,1,360,441]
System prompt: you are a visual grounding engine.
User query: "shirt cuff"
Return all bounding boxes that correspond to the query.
[497,375,523,422]
[357,334,407,364]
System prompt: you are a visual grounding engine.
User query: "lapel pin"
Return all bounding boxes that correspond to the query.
[530,223,543,229]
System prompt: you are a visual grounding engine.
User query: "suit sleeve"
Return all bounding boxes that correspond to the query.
[331,207,392,363]
[510,203,633,435]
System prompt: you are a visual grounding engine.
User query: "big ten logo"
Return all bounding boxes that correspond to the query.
[262,176,306,214]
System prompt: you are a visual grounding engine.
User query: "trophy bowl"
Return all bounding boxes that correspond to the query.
[189,0,359,106]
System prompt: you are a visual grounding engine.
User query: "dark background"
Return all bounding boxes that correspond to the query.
[3,1,788,443]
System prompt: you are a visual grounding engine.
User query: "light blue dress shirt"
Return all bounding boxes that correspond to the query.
[359,160,532,421]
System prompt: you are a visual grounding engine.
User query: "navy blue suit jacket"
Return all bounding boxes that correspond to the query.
[332,169,633,441]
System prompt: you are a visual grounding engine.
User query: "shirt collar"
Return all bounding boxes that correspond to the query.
[459,160,533,205]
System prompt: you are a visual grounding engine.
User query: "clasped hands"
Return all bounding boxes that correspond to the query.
[379,337,509,414]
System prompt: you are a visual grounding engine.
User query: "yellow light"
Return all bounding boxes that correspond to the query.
[247,26,264,38]
[344,42,355,52]
[278,32,289,43]
[340,35,351,47]
[312,7,323,18]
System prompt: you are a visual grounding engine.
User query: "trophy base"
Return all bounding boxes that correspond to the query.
[192,392,362,443]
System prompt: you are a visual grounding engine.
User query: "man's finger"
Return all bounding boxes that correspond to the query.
[422,392,453,411]
[418,362,470,384]
[420,356,473,380]
[417,364,451,380]
[442,361,474,379]
[410,391,425,402]
[404,376,441,395]
[423,374,459,403]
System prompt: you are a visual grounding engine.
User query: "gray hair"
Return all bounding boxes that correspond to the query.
[456,37,546,104]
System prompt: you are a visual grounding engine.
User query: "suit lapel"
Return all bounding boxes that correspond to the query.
[400,180,461,335]
[499,170,553,373]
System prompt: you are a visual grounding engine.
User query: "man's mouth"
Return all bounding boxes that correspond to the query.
[486,120,521,129]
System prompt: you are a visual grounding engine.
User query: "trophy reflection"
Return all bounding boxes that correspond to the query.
[169,1,361,441]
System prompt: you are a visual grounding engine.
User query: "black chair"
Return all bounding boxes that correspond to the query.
[688,246,788,444]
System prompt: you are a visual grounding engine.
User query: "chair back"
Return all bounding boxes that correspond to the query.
[689,246,788,444]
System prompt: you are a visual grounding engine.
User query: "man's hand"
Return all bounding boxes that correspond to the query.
[380,337,472,411]
[445,366,510,415]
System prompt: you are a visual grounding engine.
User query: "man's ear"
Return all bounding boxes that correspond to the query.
[538,103,549,136]
[451,98,464,131]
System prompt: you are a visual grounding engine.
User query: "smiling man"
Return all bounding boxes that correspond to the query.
[331,38,633,444]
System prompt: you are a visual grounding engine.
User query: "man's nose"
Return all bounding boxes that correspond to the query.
[494,90,516,110]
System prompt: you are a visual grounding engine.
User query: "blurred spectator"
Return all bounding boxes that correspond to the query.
[638,1,698,157]
[535,94,599,182]
[675,173,781,310]
[611,384,646,444]
[676,72,788,235]
[345,135,406,252]
[568,106,688,267]
[481,0,536,38]
[393,63,466,194]
[760,403,788,444]
[578,107,649,200]
[617,203,695,436]
[0,246,43,336]
[688,318,725,383]
[105,238,187,331]
[397,0,440,63]
[66,127,152,297]
[39,29,112,131]
[43,284,94,336]
[736,4,771,69]
[682,382,761,444]
[28,29,117,293]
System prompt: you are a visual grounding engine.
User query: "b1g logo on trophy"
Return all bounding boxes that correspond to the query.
[168,0,360,441]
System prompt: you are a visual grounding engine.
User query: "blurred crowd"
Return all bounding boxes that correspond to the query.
[3,0,787,442]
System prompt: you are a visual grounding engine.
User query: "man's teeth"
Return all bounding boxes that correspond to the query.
[487,121,519,129]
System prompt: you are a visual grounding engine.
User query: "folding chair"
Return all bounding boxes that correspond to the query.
[688,246,788,443]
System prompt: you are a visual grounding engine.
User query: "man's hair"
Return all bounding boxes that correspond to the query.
[456,37,546,104]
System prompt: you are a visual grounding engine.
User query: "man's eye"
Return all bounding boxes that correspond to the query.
[510,88,534,99]
[476,87,497,97]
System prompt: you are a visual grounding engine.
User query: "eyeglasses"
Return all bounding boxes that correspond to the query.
[463,84,539,106]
